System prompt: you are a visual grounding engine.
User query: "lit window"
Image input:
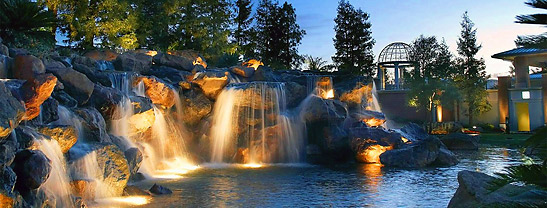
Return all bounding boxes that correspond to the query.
[522,91,530,100]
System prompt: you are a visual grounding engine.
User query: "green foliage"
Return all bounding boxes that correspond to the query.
[525,127,547,160]
[406,35,458,121]
[516,33,547,49]
[234,0,254,58]
[303,55,331,71]
[332,0,375,76]
[0,0,56,54]
[515,1,547,49]
[455,12,490,125]
[211,53,241,68]
[253,0,306,69]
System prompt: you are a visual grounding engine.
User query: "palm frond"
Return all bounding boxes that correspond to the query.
[489,164,547,191]
[525,127,547,160]
[516,14,547,25]
[525,0,547,10]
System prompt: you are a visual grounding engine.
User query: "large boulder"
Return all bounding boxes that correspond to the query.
[88,84,124,120]
[129,109,155,135]
[74,108,111,143]
[153,50,206,71]
[379,136,442,168]
[349,127,404,163]
[72,63,112,87]
[448,170,547,208]
[339,83,372,111]
[300,95,348,123]
[12,55,45,81]
[0,82,25,138]
[397,123,429,142]
[114,52,152,73]
[230,66,255,78]
[0,55,10,79]
[144,66,192,85]
[51,90,78,108]
[27,97,59,125]
[84,50,119,61]
[192,70,229,99]
[441,132,479,150]
[134,76,175,108]
[285,82,307,108]
[149,184,172,195]
[352,110,386,127]
[0,134,17,165]
[0,165,17,208]
[46,65,94,105]
[20,74,57,120]
[37,125,77,153]
[177,89,212,126]
[13,126,45,149]
[12,150,51,190]
[124,147,142,177]
[433,145,459,166]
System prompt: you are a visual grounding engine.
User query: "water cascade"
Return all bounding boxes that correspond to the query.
[210,82,305,164]
[306,76,334,99]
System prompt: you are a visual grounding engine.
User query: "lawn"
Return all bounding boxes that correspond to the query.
[479,132,531,147]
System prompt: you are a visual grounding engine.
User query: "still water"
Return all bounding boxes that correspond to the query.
[129,147,524,208]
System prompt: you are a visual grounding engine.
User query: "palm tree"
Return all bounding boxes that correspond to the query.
[304,55,331,71]
[0,0,56,46]
[515,0,547,48]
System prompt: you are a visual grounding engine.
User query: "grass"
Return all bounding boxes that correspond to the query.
[480,132,531,147]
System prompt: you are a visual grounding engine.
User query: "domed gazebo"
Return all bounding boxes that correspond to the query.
[377,42,415,90]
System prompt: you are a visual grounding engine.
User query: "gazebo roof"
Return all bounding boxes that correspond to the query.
[492,47,547,61]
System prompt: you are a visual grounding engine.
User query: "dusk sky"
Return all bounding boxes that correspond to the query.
[285,0,546,77]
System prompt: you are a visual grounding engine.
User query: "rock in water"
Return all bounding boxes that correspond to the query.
[149,184,172,195]
[46,65,94,105]
[0,165,17,208]
[153,50,206,71]
[75,107,111,143]
[349,127,404,163]
[124,147,142,177]
[300,95,347,123]
[37,125,77,153]
[12,150,52,190]
[0,82,25,139]
[134,76,175,108]
[123,185,150,196]
[441,132,479,150]
[89,84,124,120]
[20,74,57,120]
[177,89,212,126]
[12,55,45,81]
[114,52,152,73]
[379,136,442,168]
[448,170,547,208]
[191,70,229,99]
[432,145,459,166]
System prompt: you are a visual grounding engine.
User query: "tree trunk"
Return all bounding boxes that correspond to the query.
[468,104,474,126]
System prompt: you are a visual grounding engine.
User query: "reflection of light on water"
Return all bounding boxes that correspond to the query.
[151,157,200,179]
[242,163,264,168]
[359,164,383,194]
[95,196,151,206]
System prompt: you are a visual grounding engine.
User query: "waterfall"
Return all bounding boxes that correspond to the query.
[69,150,117,200]
[210,82,305,164]
[307,75,334,99]
[371,82,381,112]
[96,60,114,71]
[34,137,74,208]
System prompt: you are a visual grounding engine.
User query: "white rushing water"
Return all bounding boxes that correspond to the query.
[210,82,305,164]
[35,138,74,208]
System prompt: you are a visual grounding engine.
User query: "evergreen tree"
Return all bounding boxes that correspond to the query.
[455,12,490,125]
[253,0,305,69]
[234,0,254,57]
[332,0,375,76]
[515,0,547,49]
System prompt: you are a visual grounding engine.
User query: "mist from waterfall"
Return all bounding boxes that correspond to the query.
[210,82,305,164]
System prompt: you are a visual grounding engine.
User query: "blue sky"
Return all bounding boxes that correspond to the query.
[284,0,546,77]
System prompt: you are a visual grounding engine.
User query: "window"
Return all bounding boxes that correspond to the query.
[522,91,530,100]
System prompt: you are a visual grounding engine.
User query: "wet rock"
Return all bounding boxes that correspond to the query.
[441,132,479,150]
[14,126,44,149]
[300,95,348,123]
[0,165,16,208]
[37,125,77,153]
[27,97,59,126]
[339,83,372,111]
[134,76,175,108]
[149,184,172,195]
[177,89,212,126]
[349,127,404,163]
[432,145,459,166]
[74,107,111,143]
[379,136,442,168]
[130,96,153,114]
[71,55,97,69]
[123,185,150,196]
[20,74,57,120]
[319,126,351,162]
[84,50,119,61]
[144,66,192,85]
[124,148,142,177]
[129,109,155,135]
[12,55,45,81]
[13,150,51,190]
[70,179,96,200]
[89,84,124,120]
[0,134,17,165]
[0,55,10,79]
[153,50,206,71]
[0,82,26,139]
[285,82,307,108]
[398,123,429,142]
[114,52,152,73]
[230,66,255,78]
[448,170,547,208]
[46,65,94,105]
[353,110,386,127]
[51,90,78,108]
[192,70,229,99]
[72,63,112,87]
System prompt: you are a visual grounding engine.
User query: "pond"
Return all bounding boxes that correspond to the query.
[112,146,526,208]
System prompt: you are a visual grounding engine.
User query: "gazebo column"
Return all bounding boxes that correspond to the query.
[543,74,547,125]
[394,63,400,89]
[514,56,530,88]
[378,65,385,90]
[498,76,510,129]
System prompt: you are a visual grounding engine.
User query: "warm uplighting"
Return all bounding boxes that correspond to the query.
[242,163,264,168]
[357,144,393,164]
[243,59,264,70]
[95,196,151,206]
[401,137,409,143]
[145,50,158,57]
[150,157,200,179]
[362,117,386,127]
[436,105,443,122]
[325,89,334,99]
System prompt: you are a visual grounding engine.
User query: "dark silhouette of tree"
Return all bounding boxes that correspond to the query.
[332,0,375,76]
[454,12,490,125]
[515,0,547,49]
[253,0,305,69]
[234,0,254,58]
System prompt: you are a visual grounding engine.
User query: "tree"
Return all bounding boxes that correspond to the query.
[0,0,56,54]
[332,0,375,76]
[253,0,305,69]
[406,35,458,123]
[455,12,490,125]
[234,0,254,58]
[515,0,547,49]
[304,55,330,71]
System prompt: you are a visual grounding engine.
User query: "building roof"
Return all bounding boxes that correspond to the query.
[492,48,547,61]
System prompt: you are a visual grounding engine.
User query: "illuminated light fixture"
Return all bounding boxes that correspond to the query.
[242,163,263,168]
[522,91,530,100]
[96,196,151,206]
[436,105,443,122]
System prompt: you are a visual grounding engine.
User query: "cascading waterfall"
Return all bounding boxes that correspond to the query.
[210,82,305,164]
[307,75,334,99]
[371,82,381,112]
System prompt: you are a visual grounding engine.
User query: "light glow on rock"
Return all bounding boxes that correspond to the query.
[243,59,264,70]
